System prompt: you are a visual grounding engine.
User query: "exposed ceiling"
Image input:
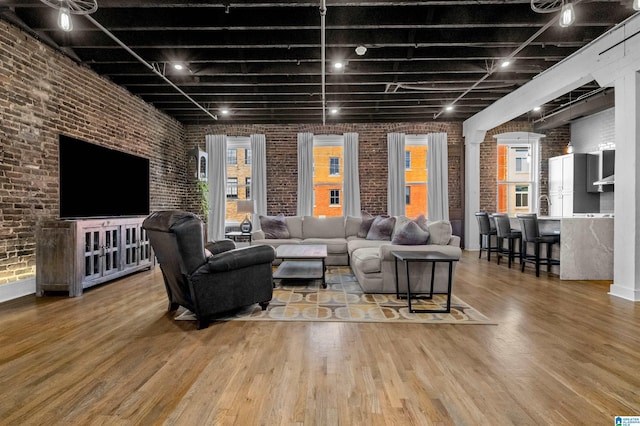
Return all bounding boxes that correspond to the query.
[2,1,637,125]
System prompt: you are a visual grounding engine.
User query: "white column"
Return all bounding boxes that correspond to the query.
[610,71,640,301]
[464,129,486,250]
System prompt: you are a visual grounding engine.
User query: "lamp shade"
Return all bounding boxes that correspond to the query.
[236,200,254,214]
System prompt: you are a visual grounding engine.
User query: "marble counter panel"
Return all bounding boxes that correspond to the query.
[560,218,613,280]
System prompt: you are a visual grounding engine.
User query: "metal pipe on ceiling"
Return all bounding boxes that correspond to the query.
[320,0,327,125]
[84,15,217,121]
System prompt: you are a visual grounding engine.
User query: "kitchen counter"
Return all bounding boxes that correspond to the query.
[560,217,613,280]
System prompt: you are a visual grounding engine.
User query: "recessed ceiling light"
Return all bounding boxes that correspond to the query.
[330,108,339,114]
[533,106,541,111]
[355,46,367,56]
[333,62,343,70]
[221,109,229,115]
[173,63,184,71]
[446,105,454,111]
[501,60,511,68]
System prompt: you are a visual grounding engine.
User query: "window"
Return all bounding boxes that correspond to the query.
[226,177,238,199]
[404,136,429,218]
[224,137,252,227]
[515,185,528,207]
[313,135,344,217]
[329,189,340,206]
[227,149,237,165]
[495,132,540,216]
[329,157,340,176]
[515,148,529,173]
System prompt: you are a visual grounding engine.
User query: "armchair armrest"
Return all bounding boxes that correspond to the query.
[205,245,276,273]
[205,239,236,256]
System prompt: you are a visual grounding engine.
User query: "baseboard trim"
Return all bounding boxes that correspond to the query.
[609,284,640,302]
[0,277,36,303]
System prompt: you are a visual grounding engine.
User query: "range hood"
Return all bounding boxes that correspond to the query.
[593,174,615,185]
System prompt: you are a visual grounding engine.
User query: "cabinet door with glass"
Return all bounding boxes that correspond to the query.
[82,225,120,284]
[122,222,153,268]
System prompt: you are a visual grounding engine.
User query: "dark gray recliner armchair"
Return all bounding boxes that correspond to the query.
[142,210,275,329]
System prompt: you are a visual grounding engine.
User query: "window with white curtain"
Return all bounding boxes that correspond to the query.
[405,135,428,218]
[226,137,251,225]
[313,135,344,217]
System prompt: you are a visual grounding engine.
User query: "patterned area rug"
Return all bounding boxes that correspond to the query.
[175,267,494,324]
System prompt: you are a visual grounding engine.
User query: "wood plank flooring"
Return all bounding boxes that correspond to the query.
[1,250,639,425]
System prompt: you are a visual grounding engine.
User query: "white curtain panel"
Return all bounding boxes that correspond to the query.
[427,132,449,221]
[250,134,267,229]
[343,132,361,217]
[297,132,314,216]
[206,134,227,241]
[387,132,406,216]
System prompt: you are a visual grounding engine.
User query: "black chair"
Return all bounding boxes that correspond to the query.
[142,210,275,329]
[517,213,560,277]
[491,213,522,268]
[475,212,499,261]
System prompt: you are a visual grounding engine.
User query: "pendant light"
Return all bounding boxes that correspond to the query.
[57,6,72,31]
[39,0,98,32]
[559,1,575,27]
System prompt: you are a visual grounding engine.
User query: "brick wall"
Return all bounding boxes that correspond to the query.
[184,122,465,222]
[0,21,186,285]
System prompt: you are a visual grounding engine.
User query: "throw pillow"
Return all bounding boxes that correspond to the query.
[391,220,430,245]
[427,220,452,245]
[366,215,396,241]
[259,213,290,239]
[358,210,375,238]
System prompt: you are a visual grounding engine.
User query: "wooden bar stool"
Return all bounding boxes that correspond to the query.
[491,213,522,268]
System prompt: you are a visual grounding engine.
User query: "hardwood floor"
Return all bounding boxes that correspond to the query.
[1,250,639,425]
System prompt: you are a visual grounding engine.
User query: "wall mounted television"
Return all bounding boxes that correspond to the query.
[59,135,150,219]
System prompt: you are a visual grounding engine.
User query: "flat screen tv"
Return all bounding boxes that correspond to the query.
[59,135,150,219]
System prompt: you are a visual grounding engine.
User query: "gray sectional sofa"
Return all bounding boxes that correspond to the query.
[251,214,461,294]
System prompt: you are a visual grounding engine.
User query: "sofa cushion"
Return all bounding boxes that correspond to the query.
[357,211,375,238]
[303,237,347,254]
[366,215,396,241]
[345,215,362,237]
[303,216,345,238]
[427,220,453,245]
[351,247,382,274]
[285,216,304,239]
[391,220,430,245]
[259,214,290,239]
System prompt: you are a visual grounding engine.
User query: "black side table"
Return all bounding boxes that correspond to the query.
[392,251,459,313]
[224,231,252,244]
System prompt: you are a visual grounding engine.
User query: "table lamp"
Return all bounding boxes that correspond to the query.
[236,200,254,233]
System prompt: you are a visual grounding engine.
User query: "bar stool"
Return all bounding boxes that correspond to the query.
[516,213,560,277]
[491,213,522,268]
[475,212,499,261]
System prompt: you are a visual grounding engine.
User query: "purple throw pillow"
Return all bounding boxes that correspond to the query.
[259,213,290,239]
[357,211,375,238]
[391,220,430,245]
[366,215,396,241]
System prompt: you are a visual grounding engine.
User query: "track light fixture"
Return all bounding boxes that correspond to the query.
[39,0,98,32]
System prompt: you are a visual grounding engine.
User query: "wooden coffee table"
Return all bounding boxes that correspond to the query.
[273,244,328,288]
